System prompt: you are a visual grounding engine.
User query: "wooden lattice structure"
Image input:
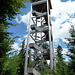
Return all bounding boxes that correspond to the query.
[24,0,55,75]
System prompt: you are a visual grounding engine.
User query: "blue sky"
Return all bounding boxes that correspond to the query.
[8,3,31,39]
[8,0,75,61]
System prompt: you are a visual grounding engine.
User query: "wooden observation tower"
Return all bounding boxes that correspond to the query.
[24,0,55,75]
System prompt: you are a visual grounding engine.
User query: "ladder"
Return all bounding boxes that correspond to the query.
[24,0,55,75]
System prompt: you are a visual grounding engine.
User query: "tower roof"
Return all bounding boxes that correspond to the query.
[31,0,52,12]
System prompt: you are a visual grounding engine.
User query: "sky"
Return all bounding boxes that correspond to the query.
[8,0,75,61]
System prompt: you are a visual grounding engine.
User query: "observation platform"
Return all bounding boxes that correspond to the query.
[31,0,52,13]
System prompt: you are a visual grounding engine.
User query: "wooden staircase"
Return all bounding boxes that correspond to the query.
[28,68,40,75]
[24,0,55,75]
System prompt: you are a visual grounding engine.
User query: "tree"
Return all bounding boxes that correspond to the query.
[65,25,75,74]
[17,40,25,75]
[0,0,30,74]
[56,59,71,75]
[2,39,33,75]
[37,43,57,75]
[17,40,34,75]
[2,54,20,75]
[56,45,71,75]
[0,23,14,74]
[56,45,63,61]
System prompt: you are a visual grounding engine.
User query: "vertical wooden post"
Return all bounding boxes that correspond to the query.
[50,22,56,71]
[41,17,43,75]
[47,0,53,69]
[24,5,32,75]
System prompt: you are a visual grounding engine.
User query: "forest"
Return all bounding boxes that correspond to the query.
[0,0,75,75]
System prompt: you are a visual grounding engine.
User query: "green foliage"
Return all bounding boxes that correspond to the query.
[43,64,56,75]
[17,40,34,75]
[0,23,14,74]
[56,59,71,75]
[36,43,57,75]
[42,43,49,49]
[56,45,63,61]
[17,40,25,75]
[0,0,30,23]
[65,25,75,74]
[28,58,34,68]
[2,55,20,75]
[56,45,71,75]
[0,40,25,75]
[0,0,30,74]
[55,25,75,75]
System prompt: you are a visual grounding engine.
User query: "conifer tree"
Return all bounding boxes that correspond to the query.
[17,40,25,75]
[0,0,30,74]
[56,45,70,75]
[65,25,75,74]
[56,45,63,61]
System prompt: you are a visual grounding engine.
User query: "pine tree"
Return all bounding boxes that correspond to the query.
[2,54,20,75]
[17,40,25,75]
[17,40,34,75]
[56,45,70,75]
[0,0,30,74]
[65,25,75,74]
[56,45,63,61]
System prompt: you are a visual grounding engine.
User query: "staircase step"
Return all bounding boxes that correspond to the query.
[32,11,47,18]
[27,68,40,75]
[31,24,36,30]
[30,31,51,41]
[31,25,48,32]
[29,43,46,52]
[35,40,46,44]
[33,58,45,68]
[34,62,41,68]
[32,0,47,6]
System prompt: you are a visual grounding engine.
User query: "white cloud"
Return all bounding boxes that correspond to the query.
[23,35,27,38]
[71,18,75,27]
[15,15,22,24]
[15,12,30,25]
[18,38,23,42]
[11,43,21,50]
[51,0,75,17]
[54,48,68,55]
[51,0,75,44]
[20,12,30,25]
[24,34,35,47]
[15,12,34,25]
[15,0,75,45]
[64,58,69,62]
[62,48,68,55]
[55,48,70,62]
